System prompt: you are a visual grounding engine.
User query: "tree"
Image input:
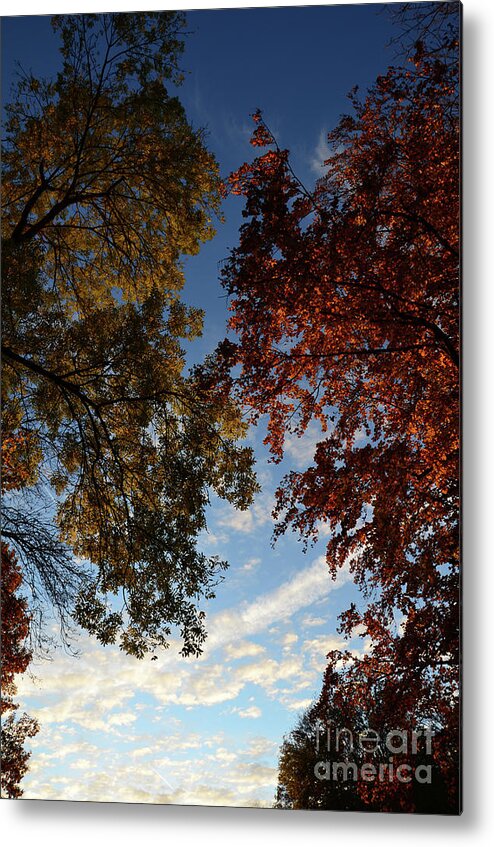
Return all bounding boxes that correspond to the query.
[1,543,39,798]
[0,713,39,799]
[276,685,453,814]
[275,701,367,811]
[1,12,258,657]
[222,5,459,812]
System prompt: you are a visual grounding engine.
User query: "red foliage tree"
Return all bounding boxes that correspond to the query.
[221,19,459,813]
[1,542,39,798]
[1,424,40,797]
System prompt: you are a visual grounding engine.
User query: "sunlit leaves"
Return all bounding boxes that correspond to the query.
[2,13,221,317]
[1,13,257,658]
[222,13,459,811]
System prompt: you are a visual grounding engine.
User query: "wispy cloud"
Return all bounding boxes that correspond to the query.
[241,556,261,572]
[284,420,328,468]
[206,554,349,652]
[18,555,350,724]
[309,129,330,174]
[17,550,353,805]
[215,491,275,534]
[302,614,327,628]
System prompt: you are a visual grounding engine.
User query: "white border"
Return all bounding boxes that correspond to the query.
[1,0,493,843]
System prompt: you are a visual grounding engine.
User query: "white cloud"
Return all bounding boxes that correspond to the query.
[302,614,326,628]
[16,544,357,808]
[132,746,155,759]
[107,711,137,727]
[309,129,330,174]
[225,762,278,795]
[242,736,278,759]
[284,421,327,468]
[17,554,351,727]
[281,632,298,648]
[235,656,303,691]
[241,557,261,572]
[302,635,346,671]
[22,726,278,807]
[216,491,275,534]
[69,758,93,770]
[315,520,333,538]
[198,529,229,549]
[236,706,262,720]
[212,747,237,763]
[283,697,313,712]
[224,640,266,660]
[206,554,350,653]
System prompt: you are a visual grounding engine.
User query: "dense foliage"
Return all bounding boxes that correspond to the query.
[222,4,460,812]
[1,542,39,798]
[1,13,258,658]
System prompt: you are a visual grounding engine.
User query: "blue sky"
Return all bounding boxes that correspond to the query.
[3,4,399,806]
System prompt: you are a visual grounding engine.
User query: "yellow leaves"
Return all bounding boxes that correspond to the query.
[216,401,247,441]
[1,432,41,493]
[50,471,69,497]
[0,11,262,661]
[4,69,222,318]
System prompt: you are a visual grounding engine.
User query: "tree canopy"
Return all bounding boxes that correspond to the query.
[222,4,459,811]
[1,542,39,798]
[275,691,453,814]
[274,701,367,812]
[1,12,258,658]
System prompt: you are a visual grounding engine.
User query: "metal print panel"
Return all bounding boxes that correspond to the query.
[1,1,461,813]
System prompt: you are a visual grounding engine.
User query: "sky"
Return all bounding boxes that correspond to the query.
[2,4,400,807]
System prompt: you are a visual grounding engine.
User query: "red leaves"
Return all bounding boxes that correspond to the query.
[1,433,40,796]
[223,39,459,812]
[1,544,39,797]
[1,544,32,699]
[228,150,286,198]
[250,122,275,148]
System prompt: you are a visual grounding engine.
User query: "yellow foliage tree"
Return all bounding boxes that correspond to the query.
[2,12,258,658]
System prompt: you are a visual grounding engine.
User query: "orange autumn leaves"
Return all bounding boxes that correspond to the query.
[1,431,40,798]
[0,542,39,798]
[222,43,459,811]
